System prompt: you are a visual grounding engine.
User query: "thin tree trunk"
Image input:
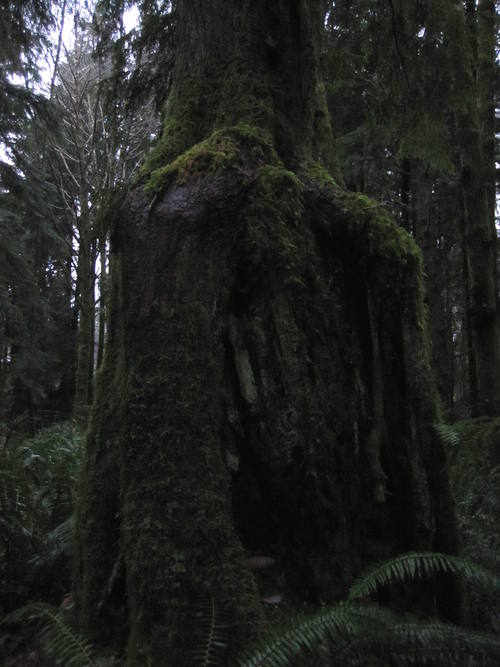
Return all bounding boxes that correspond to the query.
[411,165,455,414]
[49,0,67,99]
[96,235,107,370]
[400,157,412,233]
[73,196,95,422]
[458,0,500,416]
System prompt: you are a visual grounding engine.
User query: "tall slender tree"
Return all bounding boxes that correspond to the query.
[458,0,500,416]
[325,0,500,418]
[47,27,158,420]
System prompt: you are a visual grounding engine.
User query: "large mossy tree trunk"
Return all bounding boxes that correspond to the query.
[74,1,460,664]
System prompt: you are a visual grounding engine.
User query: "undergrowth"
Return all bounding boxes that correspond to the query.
[3,551,500,666]
[0,421,83,663]
[441,418,500,631]
[239,551,500,666]
[2,418,499,665]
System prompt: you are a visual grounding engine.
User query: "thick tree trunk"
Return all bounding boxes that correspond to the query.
[75,1,461,663]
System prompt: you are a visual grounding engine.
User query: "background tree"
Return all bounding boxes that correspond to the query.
[0,4,159,432]
[47,25,158,420]
[325,0,500,418]
[457,0,500,416]
[0,0,66,432]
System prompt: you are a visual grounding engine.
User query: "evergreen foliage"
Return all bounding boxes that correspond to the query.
[0,422,83,615]
[1,6,160,427]
[446,419,500,569]
[0,0,54,146]
[93,0,176,114]
[0,131,73,425]
[445,418,500,631]
[324,0,497,416]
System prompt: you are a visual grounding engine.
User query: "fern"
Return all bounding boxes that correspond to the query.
[2,602,95,666]
[240,604,500,667]
[28,514,75,572]
[0,422,83,612]
[239,602,395,667]
[240,552,500,667]
[391,621,500,662]
[192,592,228,667]
[348,551,500,600]
[434,422,460,447]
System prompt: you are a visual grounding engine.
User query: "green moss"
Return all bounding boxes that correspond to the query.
[139,58,276,185]
[141,116,197,179]
[139,71,221,179]
[111,228,267,663]
[74,255,125,642]
[242,164,307,285]
[335,191,425,322]
[310,80,344,184]
[138,26,340,188]
[78,107,447,662]
[341,192,420,258]
[215,62,275,133]
[299,162,337,187]
[145,124,279,197]
[145,133,239,195]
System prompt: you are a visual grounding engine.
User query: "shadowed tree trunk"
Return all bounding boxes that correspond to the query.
[72,204,95,422]
[74,1,461,664]
[459,0,500,417]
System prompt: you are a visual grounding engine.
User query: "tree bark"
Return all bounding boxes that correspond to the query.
[411,163,455,415]
[72,198,95,423]
[459,0,500,416]
[75,1,461,663]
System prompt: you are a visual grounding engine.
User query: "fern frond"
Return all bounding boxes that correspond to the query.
[192,592,228,667]
[391,621,500,664]
[241,603,500,667]
[434,423,460,447]
[239,602,386,667]
[332,603,409,664]
[2,602,95,666]
[348,551,500,601]
[29,514,74,570]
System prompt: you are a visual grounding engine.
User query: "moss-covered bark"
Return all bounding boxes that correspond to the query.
[74,1,461,663]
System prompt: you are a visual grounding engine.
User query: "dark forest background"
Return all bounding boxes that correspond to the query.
[2,0,500,664]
